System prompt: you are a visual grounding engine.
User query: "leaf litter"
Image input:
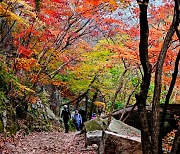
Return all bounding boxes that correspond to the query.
[0,130,97,154]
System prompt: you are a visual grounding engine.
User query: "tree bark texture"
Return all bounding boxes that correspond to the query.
[136,1,152,153]
[169,1,180,153]
[152,1,177,153]
[159,50,180,152]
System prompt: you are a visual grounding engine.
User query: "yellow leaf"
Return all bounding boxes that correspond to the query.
[16,82,35,93]
[109,0,116,5]
[94,101,106,108]
[0,5,29,25]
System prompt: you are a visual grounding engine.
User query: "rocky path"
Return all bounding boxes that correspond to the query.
[0,131,96,154]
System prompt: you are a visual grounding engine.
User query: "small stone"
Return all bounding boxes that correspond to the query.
[5,142,16,149]
[92,144,98,149]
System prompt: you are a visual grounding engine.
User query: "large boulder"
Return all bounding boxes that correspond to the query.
[25,102,53,131]
[46,106,60,122]
[99,131,142,154]
[44,85,63,116]
[84,117,108,132]
[3,109,19,134]
[99,119,142,154]
[108,119,141,137]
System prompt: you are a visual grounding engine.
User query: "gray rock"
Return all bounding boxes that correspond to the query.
[99,119,142,154]
[108,119,141,139]
[46,107,60,122]
[5,142,16,149]
[99,131,142,154]
[84,117,108,132]
[86,130,103,147]
[92,144,98,150]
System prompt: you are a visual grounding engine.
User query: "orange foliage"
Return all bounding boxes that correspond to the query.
[18,45,33,57]
[16,58,37,71]
[28,95,41,104]
[9,0,179,102]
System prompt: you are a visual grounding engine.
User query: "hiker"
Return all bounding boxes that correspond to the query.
[79,109,87,130]
[91,113,96,120]
[61,105,71,133]
[73,110,82,131]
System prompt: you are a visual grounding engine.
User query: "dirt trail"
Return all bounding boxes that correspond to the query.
[0,131,96,154]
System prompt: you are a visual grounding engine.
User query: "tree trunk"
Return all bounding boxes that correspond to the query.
[47,85,62,116]
[60,75,98,107]
[108,66,128,126]
[85,95,88,119]
[0,19,12,54]
[152,2,177,153]
[171,126,180,154]
[89,91,97,120]
[120,80,139,121]
[159,51,180,152]
[159,0,180,151]
[136,1,152,153]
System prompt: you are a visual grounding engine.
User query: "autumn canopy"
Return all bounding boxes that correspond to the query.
[0,0,179,153]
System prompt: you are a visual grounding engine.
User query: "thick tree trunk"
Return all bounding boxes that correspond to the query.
[136,1,152,153]
[152,2,177,153]
[159,1,180,152]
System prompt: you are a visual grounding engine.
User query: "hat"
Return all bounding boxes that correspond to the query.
[92,113,96,116]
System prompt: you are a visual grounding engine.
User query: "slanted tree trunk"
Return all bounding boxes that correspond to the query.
[152,1,178,152]
[107,63,128,126]
[159,51,180,152]
[136,0,178,153]
[161,1,180,152]
[0,19,13,54]
[120,79,139,121]
[60,75,98,109]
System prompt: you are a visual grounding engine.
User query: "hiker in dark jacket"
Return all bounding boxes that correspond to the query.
[61,105,71,133]
[73,110,82,131]
[79,109,87,130]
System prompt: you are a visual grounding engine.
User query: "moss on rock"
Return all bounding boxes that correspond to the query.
[84,117,108,132]
[6,107,19,134]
